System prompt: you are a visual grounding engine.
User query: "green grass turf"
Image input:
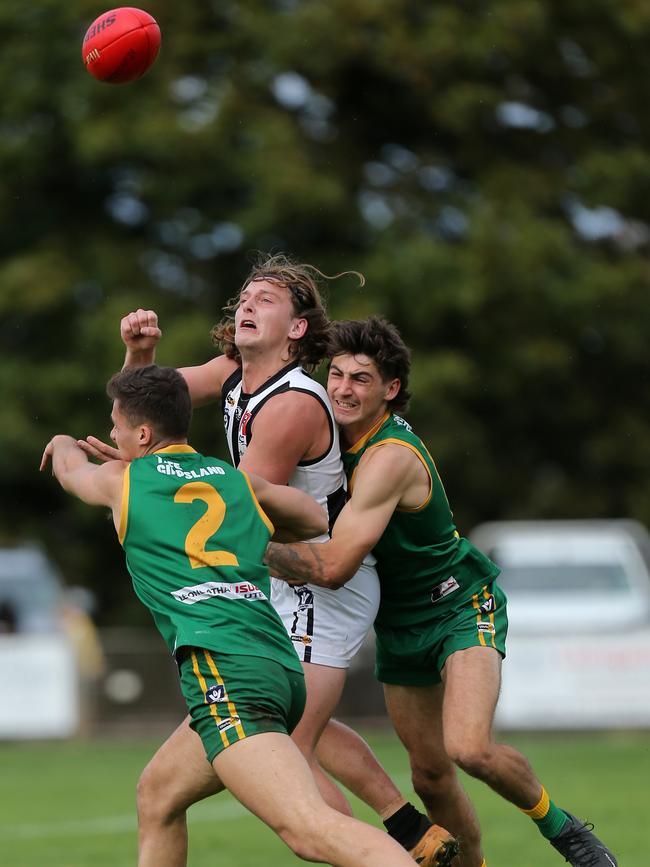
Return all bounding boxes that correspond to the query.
[0,729,645,866]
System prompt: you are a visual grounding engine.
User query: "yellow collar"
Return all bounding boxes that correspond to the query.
[153,444,197,455]
[345,412,391,455]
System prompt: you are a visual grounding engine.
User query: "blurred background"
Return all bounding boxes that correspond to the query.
[1,0,649,743]
[2,3,649,864]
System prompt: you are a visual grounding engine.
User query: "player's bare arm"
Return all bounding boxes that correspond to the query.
[121,308,162,366]
[246,472,328,542]
[179,355,240,407]
[40,435,125,526]
[121,308,239,407]
[238,391,332,484]
[265,443,425,587]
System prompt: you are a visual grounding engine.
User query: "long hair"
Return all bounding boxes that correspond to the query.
[210,252,364,373]
[328,316,412,413]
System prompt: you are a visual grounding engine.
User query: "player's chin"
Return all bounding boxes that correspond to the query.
[235,328,258,343]
[332,403,358,424]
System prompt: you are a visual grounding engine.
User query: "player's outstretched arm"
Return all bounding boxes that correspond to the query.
[264,444,410,588]
[121,308,162,367]
[178,355,239,407]
[40,435,124,511]
[120,308,238,407]
[247,472,328,542]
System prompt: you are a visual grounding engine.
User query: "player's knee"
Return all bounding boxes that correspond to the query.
[411,756,456,804]
[446,741,493,780]
[137,763,182,826]
[274,813,331,861]
[280,831,324,861]
[136,769,163,825]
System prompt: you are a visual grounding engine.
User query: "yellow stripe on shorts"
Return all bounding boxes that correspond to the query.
[471,592,487,647]
[482,586,497,649]
[204,650,246,741]
[191,650,230,750]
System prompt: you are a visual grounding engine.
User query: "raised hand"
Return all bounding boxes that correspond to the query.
[121,308,162,361]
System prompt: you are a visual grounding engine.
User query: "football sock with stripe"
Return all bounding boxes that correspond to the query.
[383,802,432,850]
[521,786,569,839]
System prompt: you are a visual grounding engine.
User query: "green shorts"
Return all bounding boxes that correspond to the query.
[178,648,306,763]
[374,581,508,686]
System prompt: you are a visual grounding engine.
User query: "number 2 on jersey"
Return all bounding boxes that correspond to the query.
[174,482,239,570]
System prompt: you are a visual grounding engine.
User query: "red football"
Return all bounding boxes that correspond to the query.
[82,7,161,84]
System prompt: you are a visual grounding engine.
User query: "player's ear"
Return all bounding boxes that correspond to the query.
[289,317,308,339]
[384,378,401,402]
[138,424,154,446]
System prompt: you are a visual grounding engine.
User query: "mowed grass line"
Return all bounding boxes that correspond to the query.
[0,729,645,866]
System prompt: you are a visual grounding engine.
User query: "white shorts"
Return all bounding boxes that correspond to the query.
[271,561,380,668]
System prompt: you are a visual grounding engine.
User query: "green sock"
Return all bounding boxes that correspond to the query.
[533,801,568,839]
[520,787,568,840]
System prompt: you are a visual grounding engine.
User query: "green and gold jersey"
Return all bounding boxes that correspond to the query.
[343,414,500,629]
[118,445,302,673]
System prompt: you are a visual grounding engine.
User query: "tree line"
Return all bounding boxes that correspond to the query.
[1,0,648,623]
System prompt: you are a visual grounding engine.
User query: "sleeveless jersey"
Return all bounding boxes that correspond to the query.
[221,361,380,666]
[343,413,500,629]
[222,362,347,537]
[118,444,302,674]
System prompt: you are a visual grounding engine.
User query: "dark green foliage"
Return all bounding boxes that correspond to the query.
[2,0,648,623]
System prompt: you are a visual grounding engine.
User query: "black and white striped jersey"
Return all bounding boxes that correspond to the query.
[221,361,346,542]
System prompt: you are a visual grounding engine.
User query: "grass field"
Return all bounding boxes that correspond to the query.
[0,728,646,866]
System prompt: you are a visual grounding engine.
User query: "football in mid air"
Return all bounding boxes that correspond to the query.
[82,7,161,84]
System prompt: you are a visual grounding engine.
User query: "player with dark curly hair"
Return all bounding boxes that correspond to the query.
[266,315,619,867]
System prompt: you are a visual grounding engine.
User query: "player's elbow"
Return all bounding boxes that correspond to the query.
[300,509,328,541]
[290,518,328,542]
[320,574,348,590]
[319,558,358,590]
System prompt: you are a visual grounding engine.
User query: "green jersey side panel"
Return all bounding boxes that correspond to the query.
[343,414,500,629]
[120,446,302,674]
